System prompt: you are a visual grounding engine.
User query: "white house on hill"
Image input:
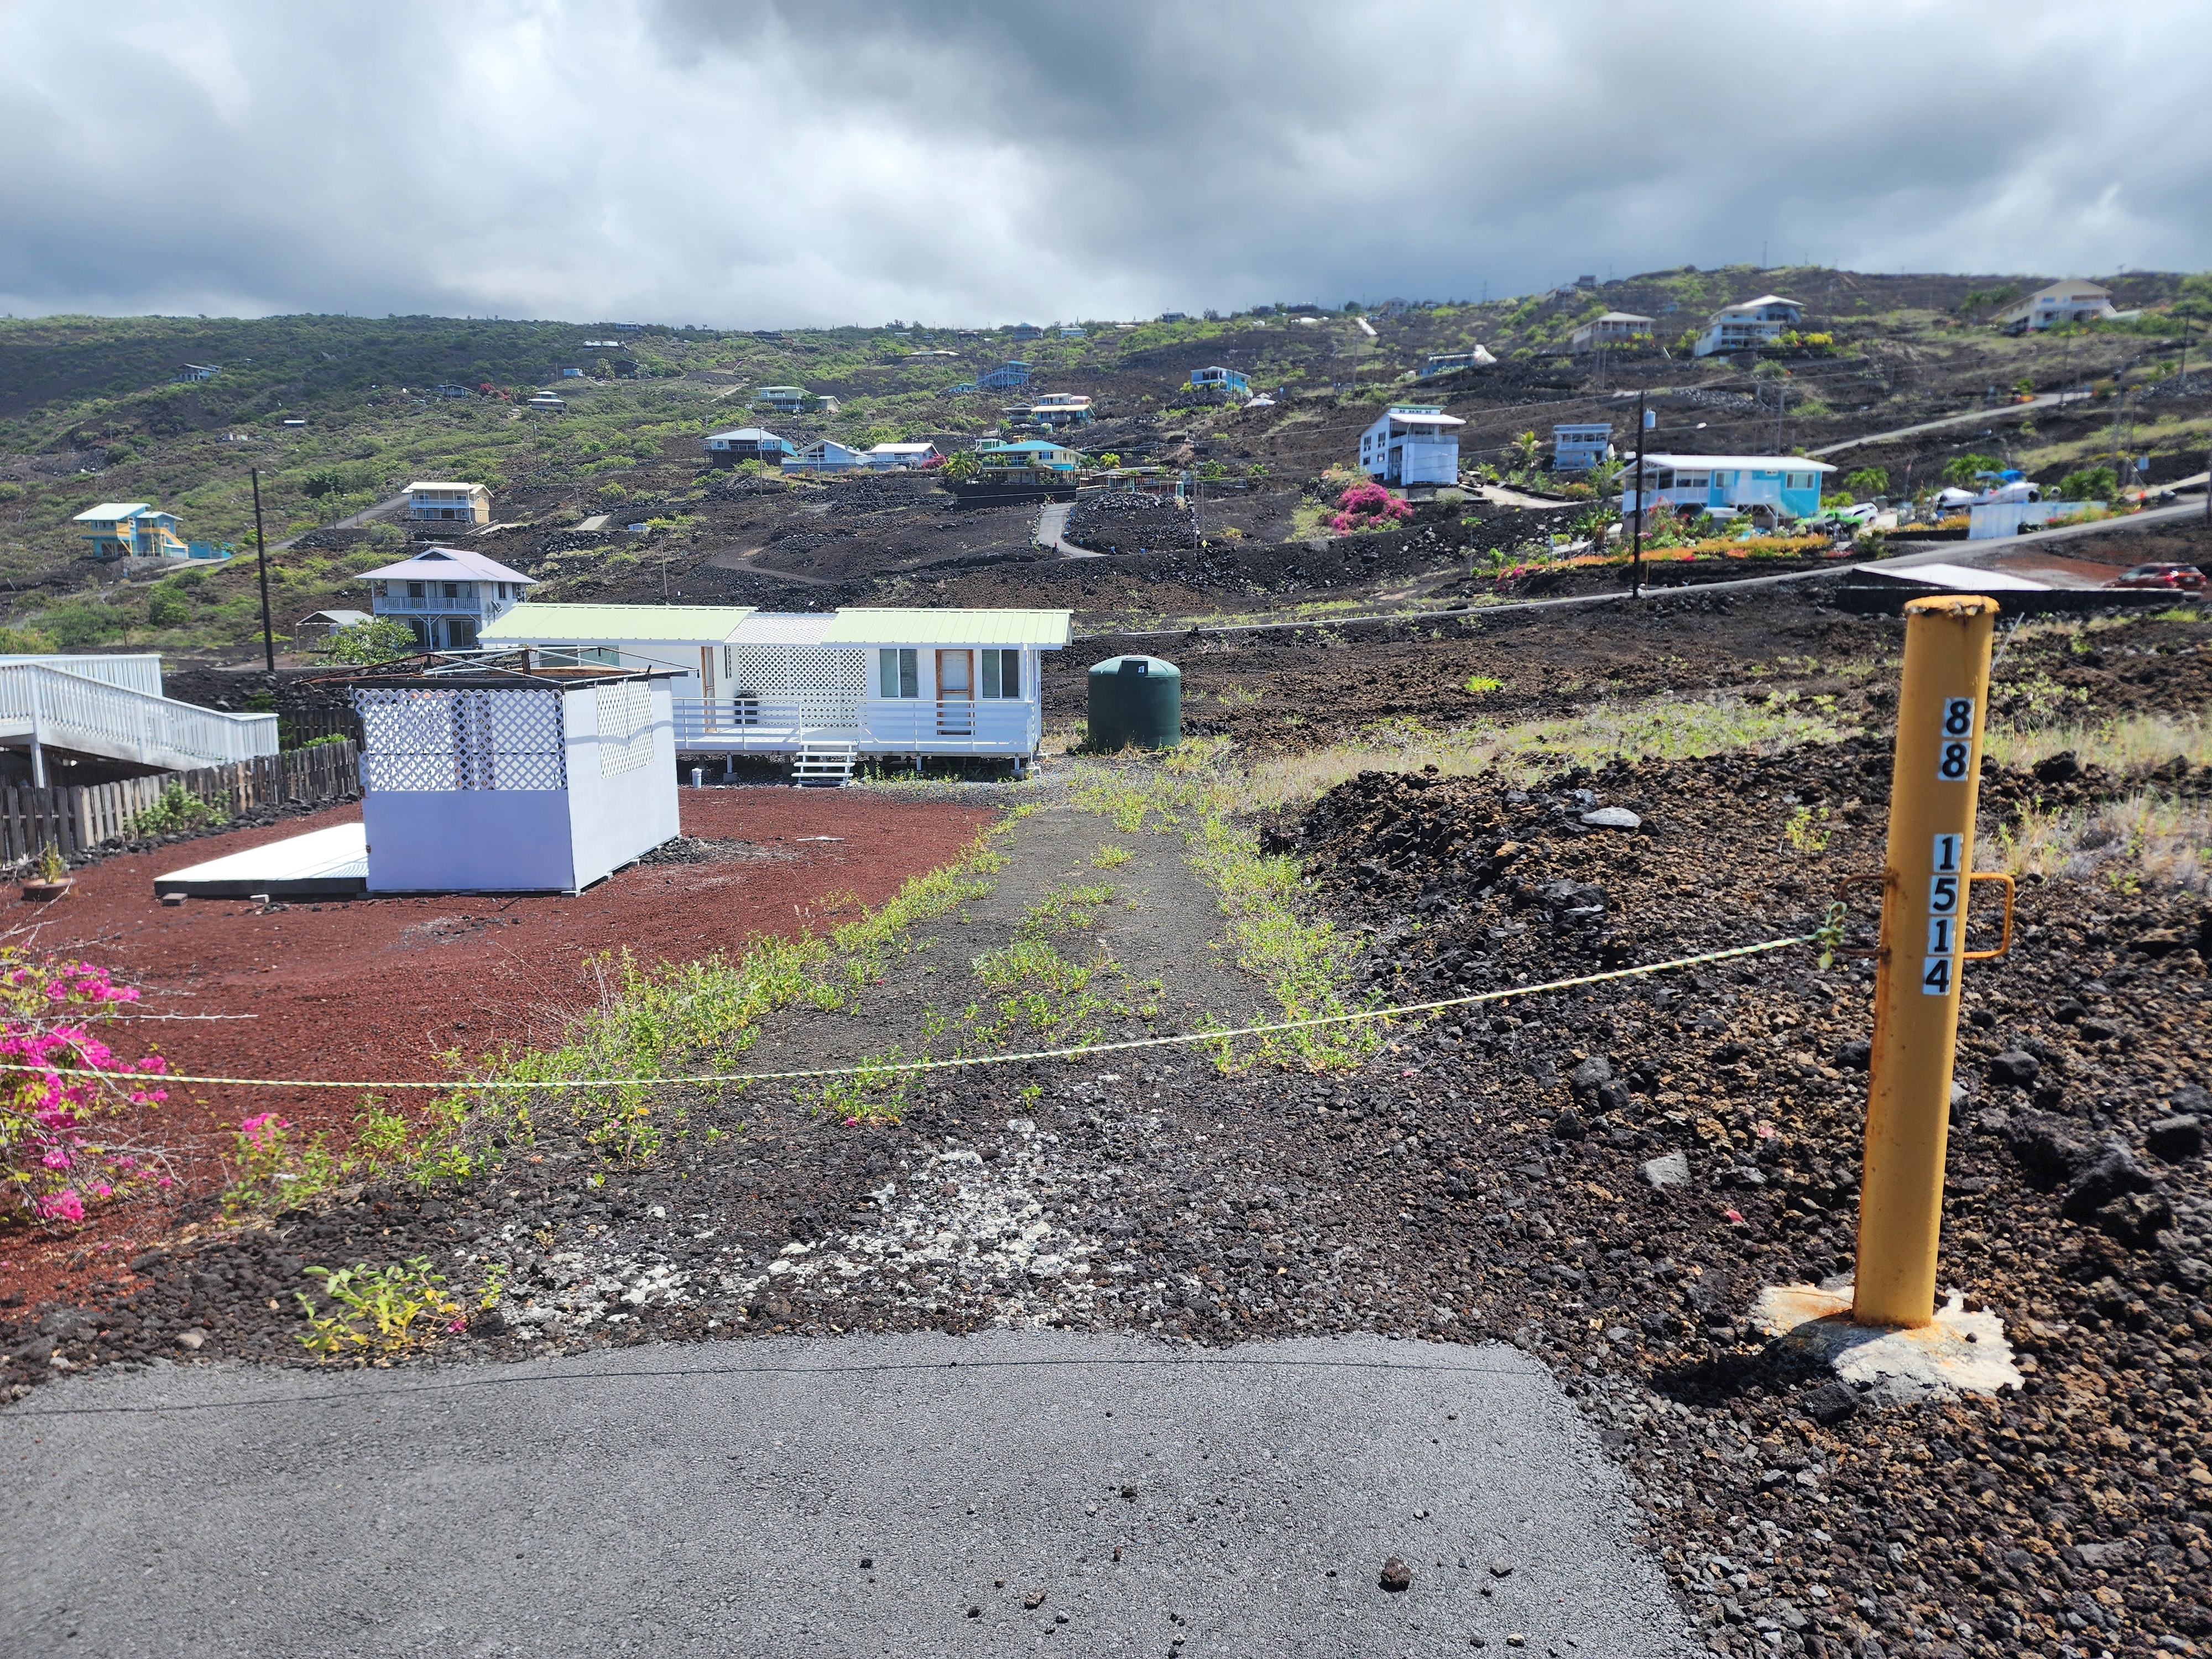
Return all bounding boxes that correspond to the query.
[1358,405,1464,486]
[1691,295,1805,357]
[866,442,940,469]
[1992,280,2118,334]
[357,546,534,650]
[1570,312,1653,352]
[406,482,492,524]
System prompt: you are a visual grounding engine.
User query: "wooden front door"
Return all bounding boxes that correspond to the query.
[936,649,973,735]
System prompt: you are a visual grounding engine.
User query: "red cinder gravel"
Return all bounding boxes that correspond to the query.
[0,786,994,1301]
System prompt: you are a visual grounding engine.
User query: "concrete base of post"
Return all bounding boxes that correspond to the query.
[1751,1280,2023,1406]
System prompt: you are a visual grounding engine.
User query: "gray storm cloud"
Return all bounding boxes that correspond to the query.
[0,0,2204,324]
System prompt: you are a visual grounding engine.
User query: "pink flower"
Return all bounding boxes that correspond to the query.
[1723,1208,1745,1225]
[35,1189,85,1223]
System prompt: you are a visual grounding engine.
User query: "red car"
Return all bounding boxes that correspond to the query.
[2111,563,2206,592]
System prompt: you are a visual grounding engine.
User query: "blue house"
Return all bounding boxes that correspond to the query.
[72,503,195,560]
[703,426,797,468]
[1623,453,1837,523]
[975,440,1079,482]
[978,361,1033,391]
[1187,366,1250,401]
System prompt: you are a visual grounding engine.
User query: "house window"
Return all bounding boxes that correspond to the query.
[878,648,919,698]
[408,581,425,599]
[981,649,1021,698]
[442,583,460,599]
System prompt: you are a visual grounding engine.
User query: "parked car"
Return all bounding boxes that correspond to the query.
[2110,563,2206,592]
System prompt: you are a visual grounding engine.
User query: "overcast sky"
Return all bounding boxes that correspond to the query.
[3,0,2206,328]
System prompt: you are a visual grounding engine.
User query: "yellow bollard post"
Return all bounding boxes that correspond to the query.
[1853,594,2000,1328]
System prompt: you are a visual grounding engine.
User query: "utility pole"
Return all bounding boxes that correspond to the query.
[251,468,275,673]
[1630,390,1648,599]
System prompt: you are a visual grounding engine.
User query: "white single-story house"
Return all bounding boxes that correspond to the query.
[406,481,492,524]
[866,441,940,469]
[1992,280,2118,334]
[784,439,868,474]
[1692,296,1805,357]
[1552,423,1614,472]
[1416,347,1496,380]
[357,546,534,650]
[476,603,1072,772]
[1358,405,1464,487]
[703,427,797,467]
[1569,312,1653,352]
[1621,453,1837,521]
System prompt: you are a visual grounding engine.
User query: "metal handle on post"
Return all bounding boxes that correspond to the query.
[1961,871,2015,961]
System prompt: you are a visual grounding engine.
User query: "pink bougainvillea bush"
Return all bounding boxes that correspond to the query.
[1329,480,1416,534]
[0,956,170,1230]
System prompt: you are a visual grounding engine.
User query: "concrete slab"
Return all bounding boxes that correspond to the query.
[1751,1280,2023,1406]
[154,821,368,900]
[0,1331,1695,1657]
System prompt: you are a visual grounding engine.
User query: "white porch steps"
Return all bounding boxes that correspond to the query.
[791,742,857,786]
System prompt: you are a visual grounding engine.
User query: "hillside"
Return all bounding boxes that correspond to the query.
[0,264,2204,658]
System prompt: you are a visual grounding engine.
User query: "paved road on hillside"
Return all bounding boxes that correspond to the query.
[1806,392,2068,457]
[2,1331,1693,1658]
[270,490,410,552]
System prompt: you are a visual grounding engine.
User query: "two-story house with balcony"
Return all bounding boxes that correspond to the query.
[406,481,492,524]
[1691,295,1806,357]
[72,503,192,560]
[357,546,534,650]
[752,386,813,414]
[1358,405,1464,487]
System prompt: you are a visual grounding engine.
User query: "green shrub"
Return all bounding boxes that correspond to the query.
[135,781,226,835]
[313,617,419,664]
[2057,466,2116,502]
[43,602,127,648]
[1843,467,1888,498]
[147,584,192,627]
[0,624,58,654]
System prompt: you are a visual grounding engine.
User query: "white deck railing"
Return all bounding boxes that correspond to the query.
[672,697,1040,756]
[0,654,165,696]
[0,662,279,766]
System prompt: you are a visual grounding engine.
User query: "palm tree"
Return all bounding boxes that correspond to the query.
[1505,430,1544,479]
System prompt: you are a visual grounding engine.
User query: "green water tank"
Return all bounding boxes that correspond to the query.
[1087,654,1182,750]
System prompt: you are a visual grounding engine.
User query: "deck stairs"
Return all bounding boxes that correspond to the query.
[791,741,857,787]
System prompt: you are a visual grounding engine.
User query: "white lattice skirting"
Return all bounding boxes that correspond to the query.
[354,687,568,792]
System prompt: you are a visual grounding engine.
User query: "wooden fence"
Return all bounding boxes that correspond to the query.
[0,741,361,867]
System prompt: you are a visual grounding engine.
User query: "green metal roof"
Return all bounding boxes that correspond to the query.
[818,608,1072,648]
[479,603,755,644]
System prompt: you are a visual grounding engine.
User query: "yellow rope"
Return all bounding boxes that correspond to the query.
[0,931,1817,1093]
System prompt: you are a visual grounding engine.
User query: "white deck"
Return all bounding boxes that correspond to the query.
[672,696,1042,757]
[155,822,368,899]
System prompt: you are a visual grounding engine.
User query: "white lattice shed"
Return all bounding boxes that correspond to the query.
[350,669,677,894]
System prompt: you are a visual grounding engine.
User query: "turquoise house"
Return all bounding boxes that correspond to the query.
[1623,453,1836,523]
